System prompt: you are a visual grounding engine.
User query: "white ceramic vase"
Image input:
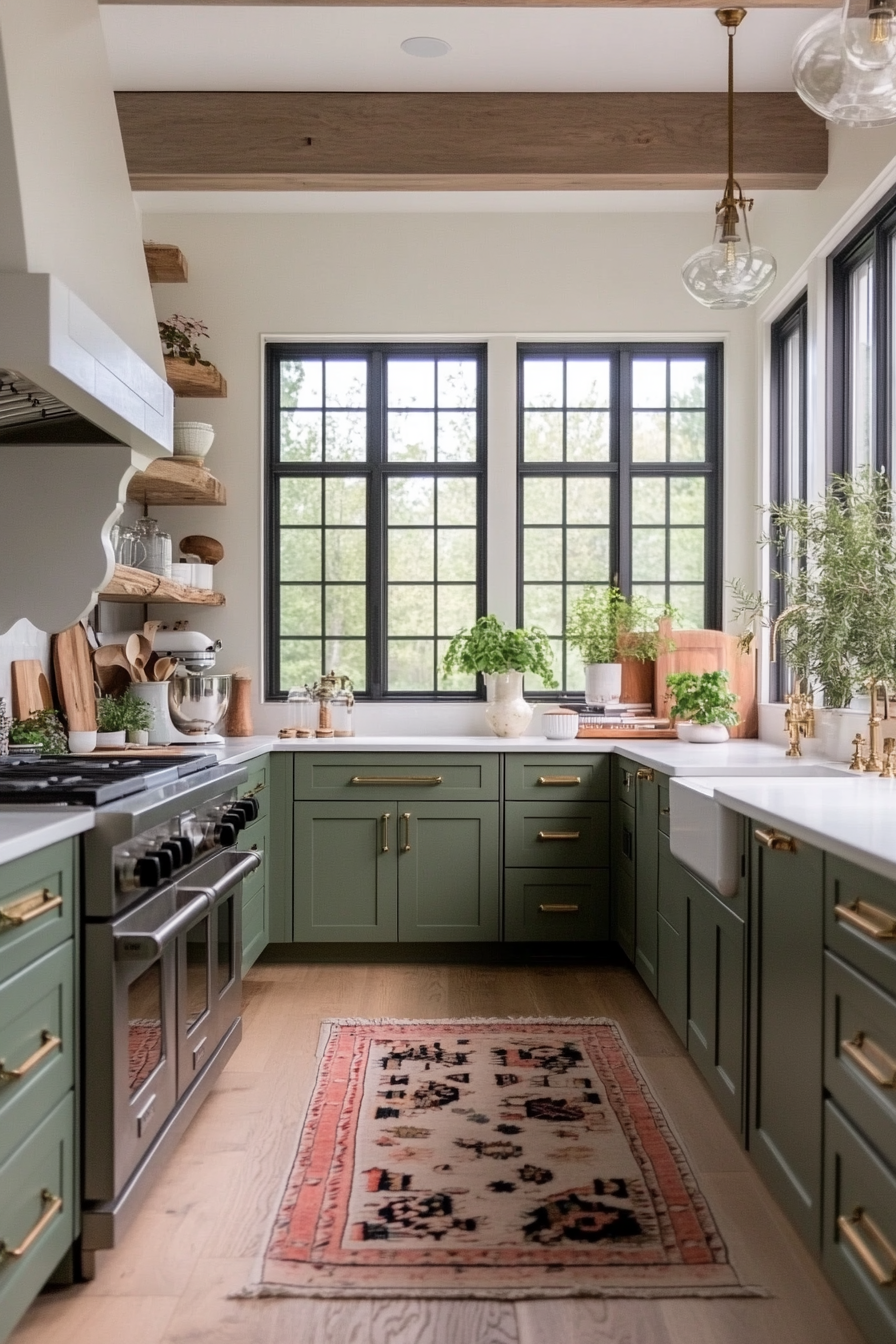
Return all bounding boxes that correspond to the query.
[676,722,730,744]
[483,671,533,738]
[585,662,622,707]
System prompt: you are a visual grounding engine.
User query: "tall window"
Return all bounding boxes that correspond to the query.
[518,343,722,692]
[769,293,808,701]
[265,343,486,699]
[830,187,896,476]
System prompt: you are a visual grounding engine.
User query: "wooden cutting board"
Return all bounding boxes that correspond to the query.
[654,622,758,739]
[53,624,97,732]
[10,660,52,720]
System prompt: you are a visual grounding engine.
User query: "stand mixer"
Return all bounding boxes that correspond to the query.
[99,627,230,745]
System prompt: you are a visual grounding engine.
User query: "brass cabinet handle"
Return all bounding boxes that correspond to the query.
[0,1030,62,1085]
[380,812,391,854]
[835,900,896,941]
[754,827,797,852]
[538,903,580,913]
[0,888,63,931]
[0,1190,63,1264]
[660,807,670,816]
[537,776,581,786]
[622,770,634,789]
[637,769,655,783]
[842,1033,896,1089]
[837,1208,896,1286]
[400,813,411,853]
[351,776,442,786]
[537,831,581,841]
[244,782,266,797]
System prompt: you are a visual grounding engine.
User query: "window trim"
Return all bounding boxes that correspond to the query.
[516,341,723,696]
[769,292,808,703]
[264,340,488,702]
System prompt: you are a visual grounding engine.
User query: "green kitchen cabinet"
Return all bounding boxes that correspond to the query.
[611,758,637,960]
[398,801,499,942]
[749,820,825,1250]
[656,833,689,1046]
[267,752,294,943]
[688,865,746,1136]
[237,755,271,973]
[635,766,661,996]
[293,801,398,942]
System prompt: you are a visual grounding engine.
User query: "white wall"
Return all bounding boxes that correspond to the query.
[137,208,759,734]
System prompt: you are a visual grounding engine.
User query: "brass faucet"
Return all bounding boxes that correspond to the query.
[851,680,892,773]
[783,678,815,758]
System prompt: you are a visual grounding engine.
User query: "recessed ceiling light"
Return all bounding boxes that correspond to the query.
[400,36,452,58]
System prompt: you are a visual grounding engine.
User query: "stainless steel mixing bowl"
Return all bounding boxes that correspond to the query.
[167,674,232,735]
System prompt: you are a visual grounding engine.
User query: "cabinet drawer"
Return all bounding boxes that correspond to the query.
[242,885,267,975]
[504,801,609,869]
[240,756,270,822]
[504,869,609,942]
[237,818,268,901]
[827,856,896,998]
[616,757,637,805]
[294,754,498,802]
[0,1092,74,1344]
[658,784,671,836]
[613,799,635,880]
[0,841,75,988]
[0,943,73,1167]
[505,755,609,802]
[824,1100,896,1344]
[826,951,896,1174]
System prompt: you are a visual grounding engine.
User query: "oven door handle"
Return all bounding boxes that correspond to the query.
[113,890,211,961]
[180,850,262,908]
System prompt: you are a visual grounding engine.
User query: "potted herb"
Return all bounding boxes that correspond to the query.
[666,670,740,742]
[158,314,226,398]
[10,709,68,754]
[96,691,155,748]
[565,586,675,707]
[442,615,557,737]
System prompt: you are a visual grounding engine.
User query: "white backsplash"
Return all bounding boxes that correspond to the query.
[0,619,52,712]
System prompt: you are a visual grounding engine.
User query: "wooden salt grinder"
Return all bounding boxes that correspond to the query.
[224,674,254,737]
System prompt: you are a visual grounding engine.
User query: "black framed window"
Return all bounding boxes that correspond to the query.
[518,343,722,692]
[829,186,896,477]
[265,343,487,699]
[769,292,808,702]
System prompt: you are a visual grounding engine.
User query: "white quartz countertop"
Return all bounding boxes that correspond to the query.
[707,775,896,885]
[0,807,94,866]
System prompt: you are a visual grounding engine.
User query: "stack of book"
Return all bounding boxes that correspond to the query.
[576,703,675,739]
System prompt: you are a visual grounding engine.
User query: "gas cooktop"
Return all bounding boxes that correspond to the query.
[0,753,219,806]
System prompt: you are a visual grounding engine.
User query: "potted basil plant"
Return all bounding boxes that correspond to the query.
[442,615,557,737]
[666,670,740,743]
[96,691,155,748]
[565,586,674,707]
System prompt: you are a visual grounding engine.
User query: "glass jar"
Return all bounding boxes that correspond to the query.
[286,687,315,737]
[133,517,172,578]
[331,689,354,737]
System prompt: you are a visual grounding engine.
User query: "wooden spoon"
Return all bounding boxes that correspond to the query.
[143,620,162,650]
[125,633,148,682]
[152,656,177,682]
[94,644,132,675]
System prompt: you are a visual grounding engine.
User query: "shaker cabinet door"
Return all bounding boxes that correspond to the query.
[293,803,398,942]
[397,802,500,943]
[635,769,660,996]
[687,871,746,1136]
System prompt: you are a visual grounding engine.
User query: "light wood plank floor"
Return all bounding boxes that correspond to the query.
[11,962,867,1344]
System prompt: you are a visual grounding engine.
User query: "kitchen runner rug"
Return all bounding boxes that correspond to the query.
[245,1017,764,1300]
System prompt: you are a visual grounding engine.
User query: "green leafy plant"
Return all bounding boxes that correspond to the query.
[768,469,896,706]
[9,709,68,754]
[565,586,676,665]
[158,314,211,367]
[96,691,154,734]
[442,615,558,688]
[727,578,769,655]
[665,670,740,727]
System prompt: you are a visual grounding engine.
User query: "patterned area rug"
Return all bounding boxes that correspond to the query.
[248,1018,763,1299]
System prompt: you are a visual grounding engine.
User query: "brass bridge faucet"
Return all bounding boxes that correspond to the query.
[850,680,893,774]
[783,679,815,758]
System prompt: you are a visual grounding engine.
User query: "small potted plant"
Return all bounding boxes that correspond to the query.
[96,691,155,748]
[158,314,226,398]
[566,587,674,707]
[442,615,557,737]
[10,709,68,754]
[666,670,740,743]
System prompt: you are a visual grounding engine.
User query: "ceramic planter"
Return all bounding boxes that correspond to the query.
[676,722,730,744]
[95,730,127,748]
[483,671,533,738]
[585,662,622,707]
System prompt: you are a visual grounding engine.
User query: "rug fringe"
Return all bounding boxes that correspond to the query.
[320,1016,620,1026]
[231,1282,770,1301]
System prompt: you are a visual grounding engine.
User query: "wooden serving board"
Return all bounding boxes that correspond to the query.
[10,660,52,720]
[577,727,678,740]
[654,622,758,739]
[53,624,97,732]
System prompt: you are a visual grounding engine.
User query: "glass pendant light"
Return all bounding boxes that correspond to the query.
[792,0,896,126]
[682,9,777,310]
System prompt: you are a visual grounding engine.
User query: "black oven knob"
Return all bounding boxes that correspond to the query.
[144,848,174,880]
[215,821,238,847]
[221,808,247,833]
[159,839,186,870]
[171,835,194,866]
[232,798,258,824]
[134,855,162,888]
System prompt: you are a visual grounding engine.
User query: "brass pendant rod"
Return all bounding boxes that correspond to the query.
[727,27,735,194]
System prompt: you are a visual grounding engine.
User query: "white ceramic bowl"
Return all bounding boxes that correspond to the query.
[542,710,580,740]
[95,730,127,748]
[676,722,730,744]
[173,421,215,458]
[68,730,97,753]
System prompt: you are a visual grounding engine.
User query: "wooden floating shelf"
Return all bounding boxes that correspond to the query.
[145,242,188,284]
[164,356,227,398]
[127,458,226,507]
[99,564,225,606]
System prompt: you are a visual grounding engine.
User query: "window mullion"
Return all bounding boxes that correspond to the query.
[617,350,632,594]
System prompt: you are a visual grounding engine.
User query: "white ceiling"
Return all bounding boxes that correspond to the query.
[102,5,830,94]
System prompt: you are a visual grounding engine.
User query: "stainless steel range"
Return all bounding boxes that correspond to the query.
[0,752,261,1275]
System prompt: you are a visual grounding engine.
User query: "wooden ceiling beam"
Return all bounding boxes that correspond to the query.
[103,0,826,7]
[117,91,826,192]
